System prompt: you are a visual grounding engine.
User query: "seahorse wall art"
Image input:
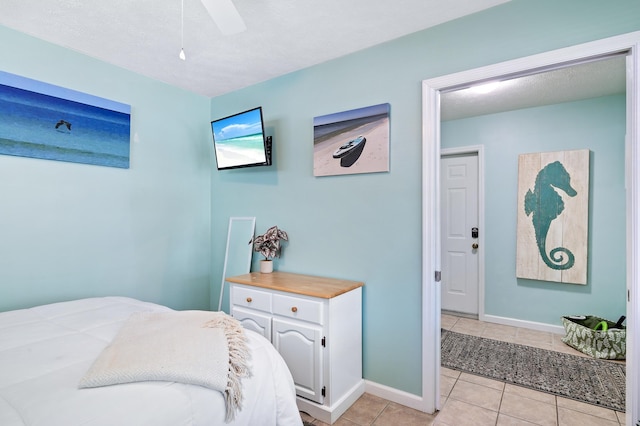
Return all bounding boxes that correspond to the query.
[516,150,589,285]
[524,160,577,270]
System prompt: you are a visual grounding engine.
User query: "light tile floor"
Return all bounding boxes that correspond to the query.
[301,313,627,426]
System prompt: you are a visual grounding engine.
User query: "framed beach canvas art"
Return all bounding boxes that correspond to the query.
[0,71,131,169]
[516,149,590,284]
[313,103,390,177]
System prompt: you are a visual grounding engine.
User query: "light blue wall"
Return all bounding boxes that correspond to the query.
[210,0,640,395]
[0,0,638,399]
[442,95,627,324]
[0,26,212,312]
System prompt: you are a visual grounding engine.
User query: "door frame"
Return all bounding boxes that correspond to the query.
[440,146,485,319]
[421,31,640,424]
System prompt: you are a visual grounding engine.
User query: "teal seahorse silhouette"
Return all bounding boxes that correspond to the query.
[524,160,576,270]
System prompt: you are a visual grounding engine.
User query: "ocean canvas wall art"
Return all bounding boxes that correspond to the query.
[0,71,131,169]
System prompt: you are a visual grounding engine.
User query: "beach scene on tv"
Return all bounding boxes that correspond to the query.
[212,108,267,169]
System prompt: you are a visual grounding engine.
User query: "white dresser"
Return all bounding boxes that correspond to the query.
[226,271,364,424]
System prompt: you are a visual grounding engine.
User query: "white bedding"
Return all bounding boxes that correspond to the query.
[0,297,303,426]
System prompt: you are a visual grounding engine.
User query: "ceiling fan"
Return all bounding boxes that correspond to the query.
[200,0,246,35]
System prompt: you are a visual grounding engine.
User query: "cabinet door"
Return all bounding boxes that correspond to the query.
[272,317,323,404]
[232,306,271,341]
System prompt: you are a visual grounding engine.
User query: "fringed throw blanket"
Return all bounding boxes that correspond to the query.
[79,310,251,422]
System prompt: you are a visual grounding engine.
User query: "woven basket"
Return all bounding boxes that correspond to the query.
[561,315,626,360]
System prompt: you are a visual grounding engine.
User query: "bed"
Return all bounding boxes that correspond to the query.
[0,296,303,426]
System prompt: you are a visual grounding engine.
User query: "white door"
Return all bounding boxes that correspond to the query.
[440,153,479,315]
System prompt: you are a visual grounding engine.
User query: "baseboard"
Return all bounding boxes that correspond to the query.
[364,380,429,413]
[297,380,365,424]
[481,314,565,335]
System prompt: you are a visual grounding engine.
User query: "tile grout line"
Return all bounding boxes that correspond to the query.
[368,400,390,426]
[494,386,505,426]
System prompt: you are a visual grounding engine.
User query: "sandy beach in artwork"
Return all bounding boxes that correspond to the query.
[313,117,389,176]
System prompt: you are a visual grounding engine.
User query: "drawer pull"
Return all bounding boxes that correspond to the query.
[246,297,252,303]
[291,306,298,313]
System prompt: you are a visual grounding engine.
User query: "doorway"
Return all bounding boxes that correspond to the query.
[440,147,484,317]
[421,32,640,424]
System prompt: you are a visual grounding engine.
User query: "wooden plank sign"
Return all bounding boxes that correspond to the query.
[516,150,589,284]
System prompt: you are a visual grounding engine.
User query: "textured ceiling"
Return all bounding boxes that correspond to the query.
[441,55,627,121]
[0,0,510,98]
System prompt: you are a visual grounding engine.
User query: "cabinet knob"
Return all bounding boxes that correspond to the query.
[246,297,252,303]
[291,306,298,313]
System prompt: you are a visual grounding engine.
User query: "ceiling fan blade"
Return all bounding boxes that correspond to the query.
[200,0,246,35]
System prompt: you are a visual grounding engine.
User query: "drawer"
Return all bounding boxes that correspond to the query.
[273,293,323,324]
[231,285,272,313]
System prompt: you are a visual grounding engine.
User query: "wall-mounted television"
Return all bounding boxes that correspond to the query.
[211,106,271,170]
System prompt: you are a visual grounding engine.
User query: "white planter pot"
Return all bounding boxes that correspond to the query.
[260,260,273,274]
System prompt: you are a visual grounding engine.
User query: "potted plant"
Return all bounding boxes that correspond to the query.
[250,225,289,273]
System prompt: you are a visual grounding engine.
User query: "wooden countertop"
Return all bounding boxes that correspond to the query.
[226,271,363,299]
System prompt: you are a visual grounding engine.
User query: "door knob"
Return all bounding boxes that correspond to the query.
[472,243,479,249]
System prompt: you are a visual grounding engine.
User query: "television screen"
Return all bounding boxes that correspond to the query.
[211,106,269,170]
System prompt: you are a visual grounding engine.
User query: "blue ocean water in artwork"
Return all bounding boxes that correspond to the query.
[0,83,130,168]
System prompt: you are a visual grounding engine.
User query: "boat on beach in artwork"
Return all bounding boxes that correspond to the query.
[332,135,366,159]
